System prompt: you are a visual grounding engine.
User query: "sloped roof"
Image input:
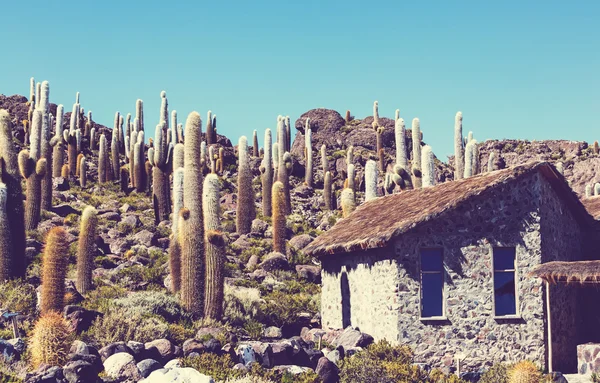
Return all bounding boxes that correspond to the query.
[582,196,600,220]
[304,161,591,257]
[529,260,600,284]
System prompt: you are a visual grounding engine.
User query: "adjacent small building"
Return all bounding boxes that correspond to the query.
[304,161,600,373]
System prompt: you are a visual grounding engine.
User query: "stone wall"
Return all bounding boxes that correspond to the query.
[321,247,400,344]
[577,343,600,374]
[538,172,585,373]
[320,170,592,373]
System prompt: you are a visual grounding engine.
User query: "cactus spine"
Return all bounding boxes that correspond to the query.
[30,311,71,368]
[365,160,378,201]
[237,136,254,234]
[0,110,26,277]
[341,188,356,218]
[180,112,205,316]
[41,227,69,314]
[253,130,259,157]
[305,119,313,187]
[324,171,333,210]
[272,181,287,253]
[422,145,435,188]
[261,129,273,217]
[170,168,184,293]
[203,174,225,319]
[76,207,97,294]
[411,118,422,188]
[454,112,464,180]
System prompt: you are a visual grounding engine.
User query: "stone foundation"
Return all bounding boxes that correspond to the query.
[577,343,600,374]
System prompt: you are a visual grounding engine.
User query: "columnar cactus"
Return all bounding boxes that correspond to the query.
[169,167,184,293]
[374,124,385,171]
[171,110,178,145]
[180,111,205,316]
[279,152,293,214]
[595,183,600,196]
[272,142,279,181]
[76,206,97,294]
[98,134,108,183]
[79,156,87,188]
[29,77,35,103]
[272,181,286,253]
[464,140,475,178]
[120,166,129,193]
[321,144,328,175]
[40,85,53,211]
[134,142,145,192]
[209,146,216,174]
[586,184,592,198]
[61,164,69,179]
[277,116,285,166]
[145,160,153,194]
[85,111,93,138]
[395,109,400,121]
[260,129,273,217]
[373,101,379,126]
[347,164,355,192]
[411,118,422,188]
[237,136,254,234]
[346,146,354,167]
[89,128,96,150]
[0,183,11,280]
[595,141,599,155]
[173,143,184,170]
[218,147,224,174]
[153,121,171,224]
[203,173,225,319]
[472,141,480,175]
[51,105,65,177]
[136,99,144,132]
[422,145,435,188]
[341,188,356,218]
[253,130,259,157]
[392,164,413,191]
[130,128,138,187]
[112,112,121,177]
[323,171,333,210]
[454,112,464,180]
[345,110,351,123]
[206,111,214,145]
[29,312,71,369]
[41,227,69,314]
[305,120,313,187]
[365,160,378,201]
[20,110,46,231]
[395,118,407,168]
[35,82,41,109]
[488,151,497,172]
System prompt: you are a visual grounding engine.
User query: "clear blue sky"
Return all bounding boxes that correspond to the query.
[2,0,598,159]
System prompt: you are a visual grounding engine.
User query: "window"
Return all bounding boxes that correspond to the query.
[493,247,517,317]
[420,248,444,318]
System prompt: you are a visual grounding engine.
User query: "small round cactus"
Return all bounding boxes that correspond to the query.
[29,311,72,368]
[508,361,542,383]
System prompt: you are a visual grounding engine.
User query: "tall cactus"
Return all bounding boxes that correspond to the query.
[40,82,53,211]
[180,111,205,316]
[305,119,313,187]
[112,112,121,177]
[411,118,422,188]
[252,130,259,157]
[272,181,286,253]
[209,146,216,174]
[41,227,69,314]
[260,129,273,217]
[472,141,480,175]
[169,167,184,293]
[79,156,87,188]
[134,131,146,192]
[395,109,400,121]
[586,184,593,198]
[323,171,333,210]
[29,77,35,104]
[136,99,144,132]
[321,144,328,175]
[51,105,65,177]
[76,207,97,294]
[373,101,379,126]
[153,121,170,224]
[341,188,356,218]
[464,140,475,178]
[170,111,178,144]
[347,164,355,192]
[279,152,293,214]
[488,151,497,172]
[454,112,464,180]
[237,136,254,234]
[98,134,108,183]
[395,118,407,168]
[0,183,11,281]
[20,110,46,230]
[422,145,435,188]
[0,110,26,277]
[365,160,378,201]
[272,142,279,182]
[218,147,224,174]
[206,111,214,145]
[203,174,225,319]
[285,116,291,152]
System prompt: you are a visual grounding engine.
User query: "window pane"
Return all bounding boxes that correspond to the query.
[494,271,516,316]
[494,248,516,270]
[421,249,443,272]
[422,273,443,317]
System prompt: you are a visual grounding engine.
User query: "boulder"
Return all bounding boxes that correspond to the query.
[67,353,103,376]
[103,352,141,381]
[0,340,16,360]
[144,339,176,363]
[259,252,290,272]
[133,230,156,247]
[51,204,80,217]
[182,339,205,356]
[141,367,214,383]
[251,219,268,236]
[127,341,145,361]
[203,338,222,355]
[316,356,340,383]
[99,342,133,361]
[264,326,283,339]
[63,305,101,333]
[7,338,26,355]
[296,265,321,283]
[332,327,374,349]
[252,343,274,368]
[63,359,98,383]
[288,234,314,251]
[246,254,259,270]
[271,342,293,366]
[236,344,256,366]
[137,359,162,378]
[25,365,64,383]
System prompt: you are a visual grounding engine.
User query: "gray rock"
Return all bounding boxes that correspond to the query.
[127,341,145,361]
[144,339,175,363]
[246,254,259,270]
[121,214,141,228]
[252,343,274,368]
[133,230,156,247]
[332,327,374,349]
[316,356,340,383]
[251,219,268,236]
[203,338,222,355]
[63,360,98,383]
[0,340,16,360]
[236,344,256,366]
[99,342,133,361]
[137,359,162,378]
[99,211,121,221]
[288,234,314,251]
[52,204,80,217]
[182,339,205,356]
[103,352,141,380]
[259,252,290,272]
[140,367,214,383]
[7,338,25,355]
[296,265,321,283]
[264,326,283,339]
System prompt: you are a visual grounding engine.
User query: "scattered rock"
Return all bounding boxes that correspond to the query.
[237,344,256,366]
[246,254,259,270]
[288,234,314,251]
[64,305,101,333]
[251,219,268,236]
[316,356,340,383]
[296,265,321,283]
[103,352,141,381]
[264,326,283,339]
[203,338,222,355]
[137,359,162,378]
[99,342,133,361]
[63,359,98,383]
[183,339,205,356]
[332,327,374,349]
[141,367,215,383]
[133,230,156,247]
[52,204,80,217]
[144,339,176,363]
[259,252,290,272]
[0,340,16,360]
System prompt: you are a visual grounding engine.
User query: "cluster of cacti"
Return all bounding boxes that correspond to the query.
[41,227,69,314]
[29,311,72,368]
[203,174,225,319]
[304,118,313,187]
[260,129,273,217]
[0,110,26,278]
[76,207,98,294]
[180,111,205,316]
[237,136,255,234]
[508,361,542,383]
[20,110,47,230]
[272,181,287,253]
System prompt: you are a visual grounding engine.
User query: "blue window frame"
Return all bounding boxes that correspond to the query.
[493,247,517,317]
[420,248,444,318]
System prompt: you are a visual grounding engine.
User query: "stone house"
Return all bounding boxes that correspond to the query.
[304,161,600,373]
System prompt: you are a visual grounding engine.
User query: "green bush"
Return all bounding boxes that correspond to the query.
[181,353,242,381]
[243,319,264,340]
[479,363,510,383]
[82,284,128,312]
[87,311,169,346]
[258,290,318,327]
[0,281,37,316]
[111,291,188,322]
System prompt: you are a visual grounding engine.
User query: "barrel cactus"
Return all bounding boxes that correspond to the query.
[29,311,72,368]
[508,361,542,383]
